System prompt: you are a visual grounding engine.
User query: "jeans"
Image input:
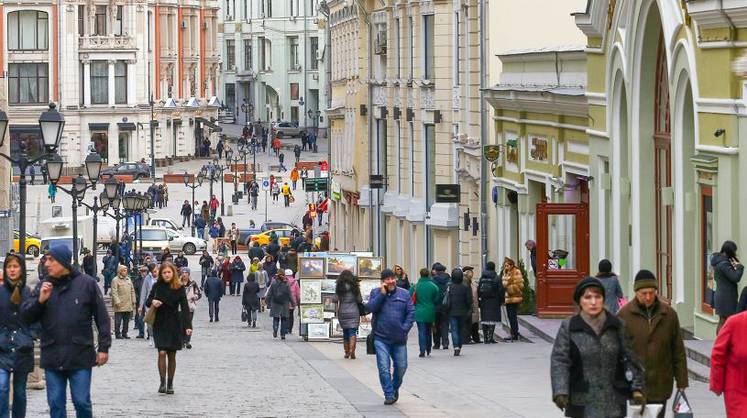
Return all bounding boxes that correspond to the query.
[283,195,290,207]
[229,282,241,296]
[373,339,408,400]
[433,311,450,348]
[209,299,220,320]
[292,181,297,190]
[45,369,92,418]
[449,316,464,349]
[287,309,295,334]
[0,369,28,418]
[272,317,287,336]
[182,215,190,227]
[342,328,358,342]
[416,322,432,354]
[246,309,258,324]
[251,195,258,210]
[201,267,209,287]
[114,311,132,337]
[506,303,519,338]
[134,311,145,337]
[196,228,205,240]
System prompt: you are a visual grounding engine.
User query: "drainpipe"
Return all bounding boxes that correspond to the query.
[479,0,488,268]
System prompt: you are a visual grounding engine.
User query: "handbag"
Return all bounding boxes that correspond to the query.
[144,305,157,327]
[629,404,664,418]
[615,327,643,397]
[241,307,248,322]
[366,316,376,355]
[672,389,694,417]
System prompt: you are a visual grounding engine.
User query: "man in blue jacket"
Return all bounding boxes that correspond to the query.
[21,245,111,418]
[365,268,415,405]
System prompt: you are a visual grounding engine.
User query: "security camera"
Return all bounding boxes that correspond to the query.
[715,129,726,137]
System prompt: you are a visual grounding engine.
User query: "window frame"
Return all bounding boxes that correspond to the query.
[701,185,714,315]
[114,61,127,104]
[226,39,236,69]
[90,61,109,105]
[7,10,49,51]
[94,5,107,36]
[8,63,49,105]
[422,14,435,81]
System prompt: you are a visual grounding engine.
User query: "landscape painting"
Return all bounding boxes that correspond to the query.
[326,254,357,275]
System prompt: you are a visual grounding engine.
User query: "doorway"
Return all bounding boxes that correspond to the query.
[118,132,130,163]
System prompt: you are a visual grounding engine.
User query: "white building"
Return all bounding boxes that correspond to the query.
[219,0,327,132]
[1,0,222,170]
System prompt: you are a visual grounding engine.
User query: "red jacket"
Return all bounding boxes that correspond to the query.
[710,311,747,417]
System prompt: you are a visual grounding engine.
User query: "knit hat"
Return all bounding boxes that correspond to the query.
[431,262,446,272]
[573,276,605,304]
[47,245,74,273]
[634,269,658,291]
[451,268,464,284]
[380,268,396,280]
[284,269,293,276]
[598,259,612,275]
[180,267,191,275]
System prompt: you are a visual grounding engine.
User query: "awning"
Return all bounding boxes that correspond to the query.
[117,122,136,131]
[89,123,109,131]
[196,117,222,132]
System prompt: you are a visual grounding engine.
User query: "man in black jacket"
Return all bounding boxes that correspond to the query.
[81,248,96,278]
[431,262,451,350]
[21,245,111,418]
[174,251,189,269]
[248,242,266,261]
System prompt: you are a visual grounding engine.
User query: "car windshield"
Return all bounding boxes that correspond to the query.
[137,230,168,241]
[41,238,75,253]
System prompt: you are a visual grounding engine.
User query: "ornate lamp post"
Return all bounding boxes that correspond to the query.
[211,158,227,216]
[183,169,206,237]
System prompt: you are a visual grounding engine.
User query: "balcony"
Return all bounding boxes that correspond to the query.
[79,35,136,51]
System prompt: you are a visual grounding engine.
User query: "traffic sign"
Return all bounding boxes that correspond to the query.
[304,177,328,192]
[261,178,270,191]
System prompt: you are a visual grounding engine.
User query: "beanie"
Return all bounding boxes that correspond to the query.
[573,276,605,304]
[380,268,396,280]
[598,259,612,275]
[431,262,446,272]
[451,268,464,284]
[47,245,74,274]
[634,269,658,291]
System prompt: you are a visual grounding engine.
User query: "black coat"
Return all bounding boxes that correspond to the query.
[174,256,189,269]
[242,281,261,310]
[446,283,472,317]
[432,272,451,313]
[21,270,111,370]
[82,254,96,277]
[712,252,744,317]
[146,282,191,351]
[477,270,504,322]
[230,260,246,283]
[248,246,265,261]
[0,281,38,373]
[204,276,224,301]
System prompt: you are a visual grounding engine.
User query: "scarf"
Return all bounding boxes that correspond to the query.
[580,309,607,336]
[7,276,23,305]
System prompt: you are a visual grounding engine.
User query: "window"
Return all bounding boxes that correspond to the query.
[226,0,231,17]
[259,37,272,71]
[454,11,460,85]
[90,61,109,105]
[291,106,299,124]
[8,63,48,105]
[423,15,435,80]
[310,37,319,70]
[226,40,236,69]
[395,18,400,78]
[94,6,107,35]
[290,0,300,17]
[262,0,272,17]
[115,62,127,104]
[701,186,714,314]
[7,11,49,51]
[288,36,299,70]
[114,5,124,36]
[290,83,299,100]
[309,0,316,16]
[408,17,413,79]
[91,132,109,162]
[78,6,86,36]
[243,39,253,70]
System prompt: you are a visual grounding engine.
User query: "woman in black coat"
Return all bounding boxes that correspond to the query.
[712,240,744,333]
[477,261,504,343]
[446,268,472,356]
[242,273,261,328]
[0,254,37,417]
[146,262,192,394]
[229,256,246,296]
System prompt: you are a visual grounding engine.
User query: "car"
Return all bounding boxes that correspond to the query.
[101,162,151,180]
[238,228,262,248]
[260,221,300,233]
[129,227,170,258]
[164,229,207,255]
[147,217,183,232]
[130,227,207,256]
[13,231,41,256]
[274,121,305,138]
[248,228,296,247]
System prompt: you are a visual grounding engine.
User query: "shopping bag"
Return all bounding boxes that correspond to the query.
[672,389,694,417]
[628,404,663,418]
[143,306,157,327]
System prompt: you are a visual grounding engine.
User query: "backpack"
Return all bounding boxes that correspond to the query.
[272,283,291,304]
[479,278,497,298]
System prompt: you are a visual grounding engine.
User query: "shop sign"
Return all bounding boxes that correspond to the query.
[530,137,548,161]
[435,184,460,203]
[483,145,501,162]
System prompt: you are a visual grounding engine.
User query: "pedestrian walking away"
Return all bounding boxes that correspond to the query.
[365,269,415,405]
[550,277,645,418]
[477,261,503,344]
[242,273,261,328]
[111,264,137,339]
[462,266,481,344]
[204,268,224,322]
[286,270,300,334]
[445,268,472,356]
[335,271,363,359]
[595,259,625,314]
[409,268,440,357]
[501,257,524,342]
[180,268,201,349]
[712,240,744,334]
[145,262,192,394]
[267,271,292,339]
[133,266,149,338]
[21,246,111,418]
[102,249,118,295]
[290,168,299,191]
[431,262,451,350]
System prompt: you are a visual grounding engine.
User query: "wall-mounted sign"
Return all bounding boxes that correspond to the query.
[483,145,501,162]
[530,137,548,161]
[370,174,385,189]
[435,184,460,203]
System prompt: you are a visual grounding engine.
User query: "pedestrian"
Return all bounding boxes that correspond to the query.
[229,256,246,296]
[335,270,362,359]
[82,248,95,278]
[501,257,523,342]
[111,264,136,339]
[217,138,224,160]
[271,182,280,204]
[550,277,645,418]
[525,239,537,275]
[293,144,301,163]
[712,240,744,333]
[180,200,192,228]
[133,266,149,339]
[281,182,291,207]
[710,309,747,416]
[250,180,259,210]
[263,254,278,279]
[242,272,261,328]
[209,195,219,220]
[393,264,410,290]
[285,248,298,275]
[285,269,300,334]
[477,262,503,344]
[290,167,299,191]
[174,251,188,270]
[462,266,481,344]
[617,269,689,417]
[366,268,415,405]
[229,223,240,255]
[21,245,111,418]
[595,259,624,314]
[102,248,118,295]
[140,263,157,344]
[162,184,169,207]
[301,133,308,151]
[201,201,210,221]
[199,250,214,288]
[267,271,291,339]
[180,268,201,349]
[445,268,472,356]
[145,262,192,394]
[430,262,451,350]
[248,241,265,261]
[0,254,36,418]
[409,268,439,357]
[255,263,269,312]
[203,268,224,322]
[194,214,206,239]
[279,152,287,172]
[209,221,221,253]
[48,182,56,203]
[261,134,268,153]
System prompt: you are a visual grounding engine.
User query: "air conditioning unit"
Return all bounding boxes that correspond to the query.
[374,30,387,55]
[316,50,323,60]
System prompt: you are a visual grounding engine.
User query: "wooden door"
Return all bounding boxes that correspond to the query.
[536,203,590,317]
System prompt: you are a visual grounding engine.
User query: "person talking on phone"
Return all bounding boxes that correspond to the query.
[21,246,111,418]
[712,240,744,334]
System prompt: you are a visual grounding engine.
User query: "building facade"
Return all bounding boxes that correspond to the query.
[219,0,327,131]
[1,0,221,170]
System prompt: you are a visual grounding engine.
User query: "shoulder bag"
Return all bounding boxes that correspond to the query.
[615,326,644,397]
[366,316,376,355]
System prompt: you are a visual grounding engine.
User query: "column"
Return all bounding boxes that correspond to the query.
[108,60,116,105]
[127,59,136,106]
[83,60,92,107]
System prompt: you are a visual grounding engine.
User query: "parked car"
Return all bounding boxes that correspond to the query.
[261,221,300,233]
[249,228,296,247]
[239,228,262,248]
[130,227,207,256]
[101,162,151,180]
[129,227,170,258]
[274,121,305,138]
[164,229,207,255]
[147,217,182,232]
[13,231,41,256]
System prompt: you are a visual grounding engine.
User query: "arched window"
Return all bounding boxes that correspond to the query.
[7,10,49,51]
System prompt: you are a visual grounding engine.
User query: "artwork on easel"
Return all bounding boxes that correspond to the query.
[300,304,325,324]
[326,254,357,275]
[300,280,322,304]
[299,257,325,278]
[357,257,383,278]
[307,323,330,340]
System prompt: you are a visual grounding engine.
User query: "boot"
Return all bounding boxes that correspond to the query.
[158,377,167,393]
[166,379,174,394]
[349,336,357,359]
[343,340,350,359]
[482,325,490,344]
[489,325,498,343]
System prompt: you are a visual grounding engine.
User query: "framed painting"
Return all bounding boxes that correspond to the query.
[323,311,335,319]
[307,323,330,340]
[357,315,372,338]
[300,304,325,324]
[326,253,357,275]
[322,294,337,312]
[359,279,381,303]
[299,257,325,278]
[300,280,322,304]
[320,278,337,293]
[331,318,343,337]
[357,257,383,278]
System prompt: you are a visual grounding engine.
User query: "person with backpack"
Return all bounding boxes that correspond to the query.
[477,261,503,344]
[267,271,291,339]
[409,268,440,357]
[445,268,472,356]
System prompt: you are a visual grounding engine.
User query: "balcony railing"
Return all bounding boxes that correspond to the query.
[79,35,135,51]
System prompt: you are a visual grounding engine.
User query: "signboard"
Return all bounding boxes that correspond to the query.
[435,184,460,203]
[304,177,328,192]
[261,178,270,191]
[370,174,384,189]
[483,145,501,162]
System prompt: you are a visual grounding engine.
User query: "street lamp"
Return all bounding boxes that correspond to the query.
[183,171,205,237]
[213,159,227,216]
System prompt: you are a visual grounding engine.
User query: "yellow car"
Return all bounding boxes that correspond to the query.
[249,228,294,247]
[13,231,41,256]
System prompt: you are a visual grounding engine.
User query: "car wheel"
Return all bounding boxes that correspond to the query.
[27,245,39,257]
[183,243,197,255]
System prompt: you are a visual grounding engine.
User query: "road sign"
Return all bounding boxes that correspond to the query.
[304,177,328,192]
[261,178,270,191]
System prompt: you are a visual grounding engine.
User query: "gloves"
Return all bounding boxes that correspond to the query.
[632,390,646,412]
[553,394,568,410]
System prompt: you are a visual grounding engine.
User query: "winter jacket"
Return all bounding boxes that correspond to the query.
[596,274,624,314]
[268,279,291,318]
[110,276,136,313]
[287,276,300,309]
[194,216,206,230]
[82,254,96,277]
[712,252,744,317]
[409,277,440,323]
[204,275,225,301]
[551,313,644,418]
[432,272,451,313]
[248,246,266,261]
[209,225,220,238]
[477,270,503,323]
[502,266,524,305]
[336,283,362,329]
[139,273,156,311]
[242,280,261,310]
[617,298,688,402]
[365,287,415,345]
[180,203,192,216]
[21,270,112,370]
[465,276,480,323]
[199,255,214,270]
[263,260,278,278]
[710,311,747,417]
[230,260,246,284]
[102,255,118,277]
[184,280,202,312]
[446,282,473,317]
[174,256,189,269]
[229,227,240,241]
[146,282,191,352]
[0,279,38,373]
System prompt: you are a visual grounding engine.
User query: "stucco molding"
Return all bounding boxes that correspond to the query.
[686,0,747,29]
